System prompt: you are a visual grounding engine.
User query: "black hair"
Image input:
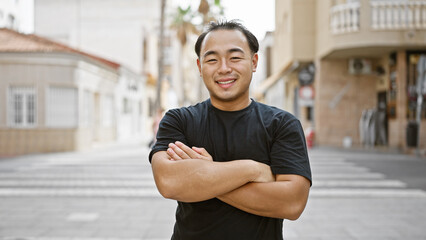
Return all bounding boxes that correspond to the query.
[194,20,259,58]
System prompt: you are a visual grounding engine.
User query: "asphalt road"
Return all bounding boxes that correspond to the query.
[0,143,425,239]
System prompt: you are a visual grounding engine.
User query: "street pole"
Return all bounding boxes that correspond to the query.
[156,0,166,112]
[416,55,426,157]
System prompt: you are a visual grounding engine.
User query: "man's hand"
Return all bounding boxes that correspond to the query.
[167,141,213,161]
[166,141,274,183]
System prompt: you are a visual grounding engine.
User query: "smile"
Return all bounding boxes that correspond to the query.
[217,79,236,85]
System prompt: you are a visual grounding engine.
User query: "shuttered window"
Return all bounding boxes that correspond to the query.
[47,87,78,128]
[8,87,37,127]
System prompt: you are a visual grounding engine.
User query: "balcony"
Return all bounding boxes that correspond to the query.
[330,2,360,34]
[323,0,426,58]
[331,0,426,34]
[371,1,426,30]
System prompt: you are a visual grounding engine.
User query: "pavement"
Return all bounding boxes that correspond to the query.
[0,143,425,240]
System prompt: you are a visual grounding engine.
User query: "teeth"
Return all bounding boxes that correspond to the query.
[218,80,235,84]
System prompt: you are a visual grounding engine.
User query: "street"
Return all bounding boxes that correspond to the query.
[0,143,426,240]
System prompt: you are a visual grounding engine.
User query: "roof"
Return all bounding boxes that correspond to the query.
[0,28,120,69]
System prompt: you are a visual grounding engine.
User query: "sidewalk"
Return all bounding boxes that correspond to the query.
[0,144,425,239]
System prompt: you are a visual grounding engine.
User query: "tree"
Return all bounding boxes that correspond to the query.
[170,0,225,105]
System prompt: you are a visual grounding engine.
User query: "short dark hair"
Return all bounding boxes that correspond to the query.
[194,20,259,58]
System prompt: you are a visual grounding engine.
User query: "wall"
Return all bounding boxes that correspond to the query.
[0,128,77,157]
[292,0,316,61]
[315,58,378,146]
[0,52,119,156]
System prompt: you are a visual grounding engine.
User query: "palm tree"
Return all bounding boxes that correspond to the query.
[170,0,224,104]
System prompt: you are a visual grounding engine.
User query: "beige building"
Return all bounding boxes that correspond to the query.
[0,28,145,156]
[257,0,426,153]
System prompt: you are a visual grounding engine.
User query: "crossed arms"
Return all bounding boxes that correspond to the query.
[151,141,310,220]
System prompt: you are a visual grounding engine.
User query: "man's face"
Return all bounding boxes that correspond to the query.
[197,29,258,110]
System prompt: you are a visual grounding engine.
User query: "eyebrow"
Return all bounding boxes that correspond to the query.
[202,48,245,59]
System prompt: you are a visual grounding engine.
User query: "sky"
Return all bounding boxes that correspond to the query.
[174,0,275,41]
[21,0,275,40]
[221,0,275,40]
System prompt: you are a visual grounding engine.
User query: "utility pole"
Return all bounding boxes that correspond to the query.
[156,0,166,111]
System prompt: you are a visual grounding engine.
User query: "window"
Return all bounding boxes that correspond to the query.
[8,87,36,127]
[47,87,78,128]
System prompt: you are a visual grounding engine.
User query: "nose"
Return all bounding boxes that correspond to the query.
[218,59,232,74]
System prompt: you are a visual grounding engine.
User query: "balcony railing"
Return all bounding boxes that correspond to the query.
[330,0,426,34]
[371,1,426,30]
[330,2,360,34]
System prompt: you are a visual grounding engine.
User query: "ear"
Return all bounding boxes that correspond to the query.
[252,53,259,72]
[197,58,202,76]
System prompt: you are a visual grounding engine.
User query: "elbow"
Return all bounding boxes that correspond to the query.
[157,186,176,200]
[154,176,179,200]
[284,207,304,221]
[278,200,308,220]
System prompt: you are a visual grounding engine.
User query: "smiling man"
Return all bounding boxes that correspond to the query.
[149,20,312,240]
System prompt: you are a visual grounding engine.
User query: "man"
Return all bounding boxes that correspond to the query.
[149,20,312,240]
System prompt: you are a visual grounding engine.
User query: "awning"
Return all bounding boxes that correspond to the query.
[253,61,300,99]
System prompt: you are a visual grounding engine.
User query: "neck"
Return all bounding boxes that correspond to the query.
[210,97,252,111]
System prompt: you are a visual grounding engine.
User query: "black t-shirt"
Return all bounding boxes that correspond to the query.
[149,99,312,240]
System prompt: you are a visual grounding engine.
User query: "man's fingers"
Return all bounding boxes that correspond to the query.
[168,142,212,161]
[175,141,199,159]
[169,142,190,159]
[167,148,182,160]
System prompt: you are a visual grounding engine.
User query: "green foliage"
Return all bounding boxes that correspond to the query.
[170,0,225,46]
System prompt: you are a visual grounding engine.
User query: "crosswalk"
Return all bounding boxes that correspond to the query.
[0,148,425,199]
[308,152,426,198]
[0,148,162,198]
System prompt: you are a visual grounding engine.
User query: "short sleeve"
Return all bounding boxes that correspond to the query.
[270,118,312,185]
[148,109,188,163]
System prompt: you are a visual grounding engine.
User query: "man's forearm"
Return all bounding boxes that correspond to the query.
[151,151,259,202]
[218,175,310,220]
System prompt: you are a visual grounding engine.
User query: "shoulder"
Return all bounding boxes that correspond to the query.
[164,100,210,121]
[254,101,298,125]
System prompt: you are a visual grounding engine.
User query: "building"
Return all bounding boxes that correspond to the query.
[252,31,274,102]
[0,28,145,156]
[257,0,426,153]
[33,0,191,134]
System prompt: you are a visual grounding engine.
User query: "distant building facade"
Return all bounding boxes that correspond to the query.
[257,0,426,153]
[0,29,144,156]
[33,0,190,136]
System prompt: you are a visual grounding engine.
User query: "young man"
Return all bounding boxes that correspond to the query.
[149,20,312,240]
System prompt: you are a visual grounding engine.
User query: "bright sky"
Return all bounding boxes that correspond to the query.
[221,0,275,40]
[22,0,275,40]
[174,0,275,41]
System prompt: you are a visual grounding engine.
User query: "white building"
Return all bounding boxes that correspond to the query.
[33,0,160,75]
[32,0,188,139]
[0,28,145,156]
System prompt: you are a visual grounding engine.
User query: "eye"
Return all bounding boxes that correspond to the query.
[206,58,217,63]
